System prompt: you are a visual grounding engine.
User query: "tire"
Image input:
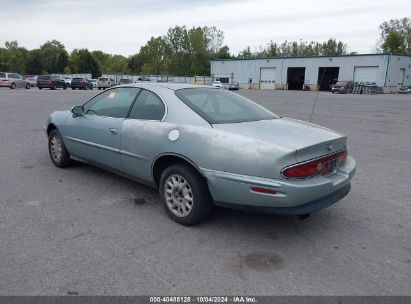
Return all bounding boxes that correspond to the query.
[10,83,16,89]
[51,85,56,90]
[159,164,213,225]
[72,87,75,90]
[38,87,43,90]
[63,84,67,90]
[25,83,30,89]
[48,129,72,168]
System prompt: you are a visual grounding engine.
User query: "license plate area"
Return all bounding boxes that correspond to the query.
[323,159,338,175]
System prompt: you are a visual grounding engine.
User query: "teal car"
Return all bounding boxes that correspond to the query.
[46,83,356,225]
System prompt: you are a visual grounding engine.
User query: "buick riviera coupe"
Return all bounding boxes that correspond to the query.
[46,83,356,225]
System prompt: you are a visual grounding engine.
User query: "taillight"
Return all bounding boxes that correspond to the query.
[48,80,53,85]
[282,150,348,178]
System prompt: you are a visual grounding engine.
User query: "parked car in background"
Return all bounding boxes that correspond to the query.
[136,76,151,82]
[0,72,30,89]
[97,77,115,89]
[119,78,133,85]
[228,82,240,90]
[26,77,37,87]
[90,79,98,88]
[212,80,223,88]
[71,77,93,90]
[61,76,72,87]
[45,83,355,225]
[331,81,353,94]
[37,75,67,90]
[398,86,411,94]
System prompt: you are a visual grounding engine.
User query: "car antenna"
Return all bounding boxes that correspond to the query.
[309,67,327,123]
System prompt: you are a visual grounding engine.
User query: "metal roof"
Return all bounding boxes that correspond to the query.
[211,53,411,62]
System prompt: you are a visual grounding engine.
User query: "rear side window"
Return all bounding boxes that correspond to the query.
[0,73,6,78]
[38,75,50,80]
[83,88,141,118]
[128,90,165,121]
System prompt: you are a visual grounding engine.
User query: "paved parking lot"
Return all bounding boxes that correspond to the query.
[0,87,410,295]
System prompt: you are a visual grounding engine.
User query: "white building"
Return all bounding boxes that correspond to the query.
[210,54,411,93]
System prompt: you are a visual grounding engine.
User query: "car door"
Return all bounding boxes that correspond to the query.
[16,74,25,87]
[10,74,21,87]
[120,89,167,182]
[62,87,141,171]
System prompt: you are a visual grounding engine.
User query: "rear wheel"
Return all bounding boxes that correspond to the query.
[25,83,30,89]
[48,129,72,168]
[38,87,43,90]
[10,83,16,89]
[159,164,213,225]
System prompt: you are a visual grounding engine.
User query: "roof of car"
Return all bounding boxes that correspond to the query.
[120,83,215,91]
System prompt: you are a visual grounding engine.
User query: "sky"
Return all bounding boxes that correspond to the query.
[1,0,410,56]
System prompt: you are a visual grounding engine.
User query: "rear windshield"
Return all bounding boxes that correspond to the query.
[99,77,108,81]
[73,78,83,81]
[38,75,50,80]
[175,88,277,124]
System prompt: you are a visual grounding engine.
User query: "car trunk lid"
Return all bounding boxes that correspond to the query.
[212,118,347,162]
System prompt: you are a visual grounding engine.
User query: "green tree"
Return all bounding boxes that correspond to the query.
[91,50,111,74]
[378,17,411,54]
[239,46,253,58]
[26,49,43,74]
[216,45,231,59]
[2,41,29,73]
[39,40,69,73]
[69,49,101,78]
[138,36,169,74]
[381,31,405,53]
[109,55,129,74]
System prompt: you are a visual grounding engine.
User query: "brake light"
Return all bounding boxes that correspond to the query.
[48,80,53,85]
[282,150,348,178]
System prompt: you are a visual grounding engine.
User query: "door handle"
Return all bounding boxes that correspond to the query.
[108,128,119,135]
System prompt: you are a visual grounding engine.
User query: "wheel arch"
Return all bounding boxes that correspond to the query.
[152,153,207,186]
[46,123,58,136]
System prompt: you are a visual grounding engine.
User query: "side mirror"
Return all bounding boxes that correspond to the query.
[71,106,84,116]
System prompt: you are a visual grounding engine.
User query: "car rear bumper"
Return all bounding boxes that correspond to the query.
[201,156,356,214]
[98,83,111,88]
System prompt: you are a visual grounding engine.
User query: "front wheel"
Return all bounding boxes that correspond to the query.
[48,129,72,168]
[159,164,213,225]
[25,83,30,89]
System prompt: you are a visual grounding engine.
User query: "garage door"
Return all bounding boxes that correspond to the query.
[260,68,276,89]
[353,66,378,83]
